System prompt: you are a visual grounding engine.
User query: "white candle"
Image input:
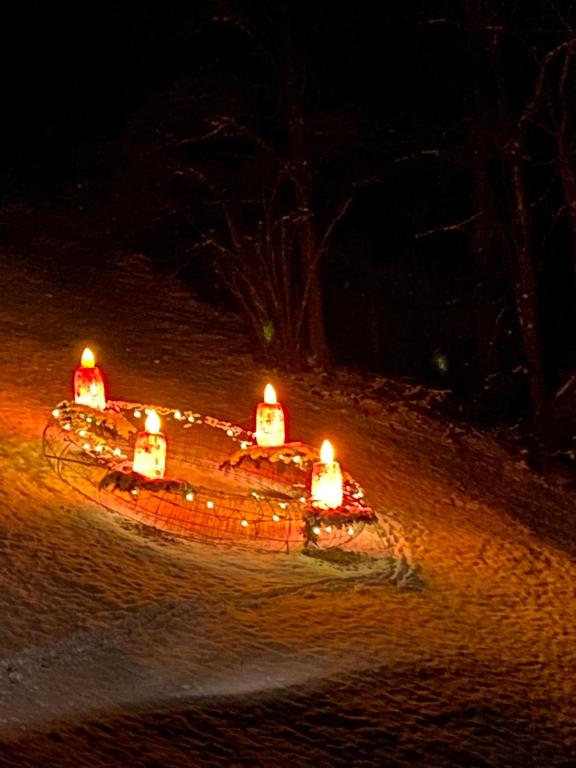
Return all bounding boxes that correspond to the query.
[73,347,106,410]
[255,383,285,447]
[132,410,167,479]
[311,439,343,509]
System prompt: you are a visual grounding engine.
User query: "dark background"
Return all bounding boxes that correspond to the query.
[1,0,576,440]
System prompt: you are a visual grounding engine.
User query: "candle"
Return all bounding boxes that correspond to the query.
[311,439,343,509]
[74,347,106,410]
[255,383,285,447]
[132,410,167,479]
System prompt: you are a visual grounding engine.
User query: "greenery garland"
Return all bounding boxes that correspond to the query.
[220,441,316,471]
[99,470,196,499]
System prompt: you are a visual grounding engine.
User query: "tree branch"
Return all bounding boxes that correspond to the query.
[394,149,441,163]
[415,211,486,239]
[519,39,574,129]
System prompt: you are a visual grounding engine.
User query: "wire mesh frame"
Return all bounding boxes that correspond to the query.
[43,400,369,553]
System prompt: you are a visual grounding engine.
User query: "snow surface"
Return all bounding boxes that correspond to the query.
[0,243,575,767]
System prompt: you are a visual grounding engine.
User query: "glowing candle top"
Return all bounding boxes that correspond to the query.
[145,410,161,434]
[320,439,335,464]
[264,383,277,404]
[81,347,96,368]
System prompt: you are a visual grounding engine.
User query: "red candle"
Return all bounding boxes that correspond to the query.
[255,383,285,447]
[74,347,106,410]
[132,410,167,479]
[311,439,343,509]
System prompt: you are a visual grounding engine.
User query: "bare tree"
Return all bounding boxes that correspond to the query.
[143,2,379,370]
[411,0,576,443]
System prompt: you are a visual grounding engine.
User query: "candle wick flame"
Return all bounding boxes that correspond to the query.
[81,347,95,368]
[264,383,277,405]
[145,410,161,434]
[320,439,335,464]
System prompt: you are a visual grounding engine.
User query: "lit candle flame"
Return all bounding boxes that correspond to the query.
[81,347,95,368]
[320,439,335,464]
[145,410,161,434]
[264,383,277,405]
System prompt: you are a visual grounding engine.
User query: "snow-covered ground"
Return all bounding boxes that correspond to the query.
[0,238,575,767]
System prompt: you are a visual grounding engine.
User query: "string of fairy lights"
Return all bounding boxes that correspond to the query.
[44,348,376,547]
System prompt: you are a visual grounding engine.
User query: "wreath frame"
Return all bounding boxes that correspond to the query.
[43,399,376,552]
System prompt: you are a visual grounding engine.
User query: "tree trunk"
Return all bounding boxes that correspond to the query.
[557,133,576,284]
[305,264,330,367]
[470,123,500,385]
[508,152,549,442]
[557,42,576,284]
[297,214,330,369]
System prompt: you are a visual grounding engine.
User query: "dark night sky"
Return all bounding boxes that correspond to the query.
[0,2,486,382]
[4,0,573,408]
[0,1,463,189]
[0,2,168,183]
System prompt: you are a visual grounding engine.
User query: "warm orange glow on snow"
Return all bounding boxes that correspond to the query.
[133,411,166,478]
[74,348,106,410]
[255,383,285,447]
[80,347,95,368]
[311,439,343,509]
